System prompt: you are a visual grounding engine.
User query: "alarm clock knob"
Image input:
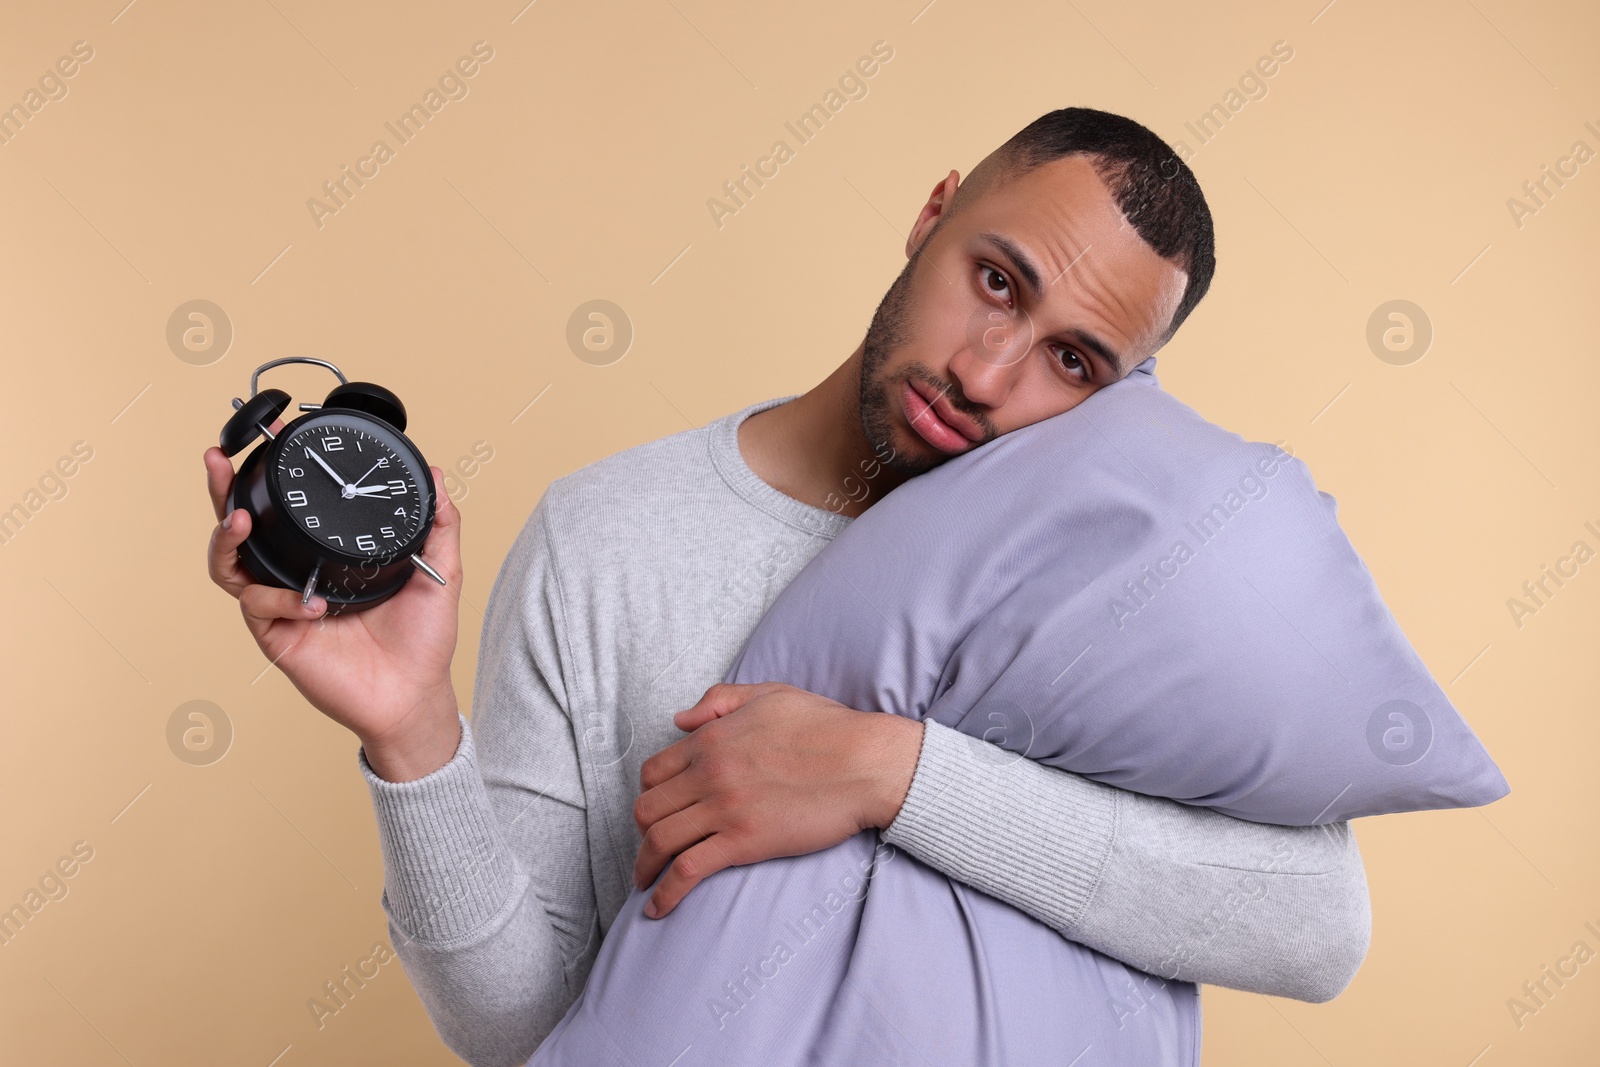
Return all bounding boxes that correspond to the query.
[220,388,292,457]
[322,381,408,431]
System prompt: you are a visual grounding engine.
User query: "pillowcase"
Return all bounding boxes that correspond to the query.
[725,357,1508,824]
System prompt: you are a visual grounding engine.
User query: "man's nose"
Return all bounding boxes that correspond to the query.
[950,312,1030,409]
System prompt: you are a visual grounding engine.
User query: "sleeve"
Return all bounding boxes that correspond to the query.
[359,499,604,1067]
[880,719,1372,1003]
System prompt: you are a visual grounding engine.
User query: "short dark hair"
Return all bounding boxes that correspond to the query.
[950,107,1216,342]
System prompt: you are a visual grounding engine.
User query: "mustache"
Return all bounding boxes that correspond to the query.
[903,368,993,441]
[862,252,995,442]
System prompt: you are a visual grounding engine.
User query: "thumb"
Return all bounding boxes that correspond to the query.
[674,682,761,730]
[418,466,463,585]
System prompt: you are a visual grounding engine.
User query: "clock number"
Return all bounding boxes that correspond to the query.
[320,436,343,452]
[376,457,389,468]
[289,466,304,478]
[305,515,321,528]
[357,534,377,552]
[387,479,408,495]
[380,526,396,539]
[327,534,344,546]
[286,489,308,507]
[393,507,407,517]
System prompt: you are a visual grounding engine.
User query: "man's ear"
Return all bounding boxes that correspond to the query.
[905,169,962,260]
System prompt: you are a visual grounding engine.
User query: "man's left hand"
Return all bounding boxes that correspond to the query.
[631,681,923,918]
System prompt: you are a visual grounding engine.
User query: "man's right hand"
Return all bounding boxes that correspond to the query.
[204,436,465,782]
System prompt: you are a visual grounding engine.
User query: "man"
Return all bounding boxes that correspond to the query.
[205,109,1370,1066]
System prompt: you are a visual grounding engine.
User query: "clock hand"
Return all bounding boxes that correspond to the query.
[348,486,392,498]
[304,448,350,491]
[348,461,382,491]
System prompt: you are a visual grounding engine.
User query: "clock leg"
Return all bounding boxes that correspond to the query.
[410,554,448,587]
[301,560,322,605]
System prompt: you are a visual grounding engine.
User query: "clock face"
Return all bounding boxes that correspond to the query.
[271,415,431,562]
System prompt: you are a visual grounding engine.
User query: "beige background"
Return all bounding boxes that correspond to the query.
[0,0,1594,1063]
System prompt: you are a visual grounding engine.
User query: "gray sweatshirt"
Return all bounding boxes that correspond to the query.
[359,395,1372,1067]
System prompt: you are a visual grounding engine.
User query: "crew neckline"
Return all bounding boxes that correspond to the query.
[708,394,854,540]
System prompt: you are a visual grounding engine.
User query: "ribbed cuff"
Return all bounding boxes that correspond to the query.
[358,711,525,947]
[881,718,1120,931]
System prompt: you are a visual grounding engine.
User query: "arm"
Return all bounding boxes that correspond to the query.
[881,718,1372,1002]
[362,502,602,1067]
[633,687,1370,1004]
[204,446,594,1064]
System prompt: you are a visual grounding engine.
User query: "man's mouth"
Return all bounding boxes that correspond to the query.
[901,379,982,454]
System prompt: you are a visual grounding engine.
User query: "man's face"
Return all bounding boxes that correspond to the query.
[859,154,1188,477]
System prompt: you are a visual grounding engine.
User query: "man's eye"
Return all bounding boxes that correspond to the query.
[1057,347,1089,380]
[981,265,1010,301]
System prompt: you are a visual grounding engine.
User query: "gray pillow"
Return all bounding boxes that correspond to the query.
[730,358,1508,824]
[528,359,1508,1066]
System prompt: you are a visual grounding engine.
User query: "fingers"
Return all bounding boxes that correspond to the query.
[204,446,234,521]
[632,803,713,891]
[417,466,463,586]
[208,506,257,598]
[644,836,740,919]
[205,426,274,599]
[673,682,766,732]
[204,418,282,521]
[634,751,704,827]
[238,581,326,641]
[638,737,693,793]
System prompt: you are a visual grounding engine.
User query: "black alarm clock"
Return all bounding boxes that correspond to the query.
[219,357,446,613]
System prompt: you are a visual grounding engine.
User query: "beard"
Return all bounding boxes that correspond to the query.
[857,247,988,478]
